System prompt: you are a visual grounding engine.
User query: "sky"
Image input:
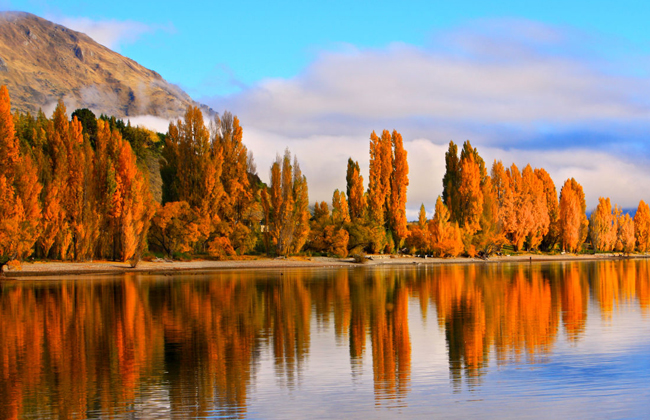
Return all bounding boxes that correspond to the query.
[3,0,650,217]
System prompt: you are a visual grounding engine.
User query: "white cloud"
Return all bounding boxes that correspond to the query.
[48,15,165,50]
[212,34,649,139]
[127,115,172,133]
[208,20,650,216]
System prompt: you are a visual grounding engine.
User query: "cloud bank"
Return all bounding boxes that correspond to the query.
[48,15,169,51]
[205,20,650,216]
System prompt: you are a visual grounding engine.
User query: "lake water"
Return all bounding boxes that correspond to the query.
[2,260,650,419]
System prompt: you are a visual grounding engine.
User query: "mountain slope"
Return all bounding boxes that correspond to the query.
[0,11,208,118]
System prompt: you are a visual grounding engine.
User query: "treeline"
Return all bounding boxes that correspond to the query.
[403,140,649,257]
[2,83,650,263]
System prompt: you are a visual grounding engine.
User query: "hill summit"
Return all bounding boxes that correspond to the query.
[0,11,207,118]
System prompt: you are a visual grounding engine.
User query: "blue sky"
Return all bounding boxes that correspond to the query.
[8,0,649,97]
[3,0,650,214]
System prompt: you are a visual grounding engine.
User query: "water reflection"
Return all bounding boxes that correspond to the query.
[1,260,650,418]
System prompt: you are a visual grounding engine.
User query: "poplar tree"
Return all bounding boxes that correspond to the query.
[442,141,460,222]
[211,112,258,253]
[0,85,42,261]
[346,158,366,221]
[589,197,617,252]
[389,130,409,248]
[535,168,560,251]
[559,178,588,252]
[428,196,463,257]
[635,200,650,252]
[262,149,310,255]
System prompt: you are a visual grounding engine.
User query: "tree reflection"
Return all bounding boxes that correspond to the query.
[1,260,650,417]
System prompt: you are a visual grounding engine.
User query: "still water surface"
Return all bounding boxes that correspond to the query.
[2,260,650,419]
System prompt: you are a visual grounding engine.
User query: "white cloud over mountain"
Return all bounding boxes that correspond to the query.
[49,15,169,51]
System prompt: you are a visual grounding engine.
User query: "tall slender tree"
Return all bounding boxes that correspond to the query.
[559,178,588,252]
[634,200,650,252]
[389,130,409,248]
[442,141,460,223]
[262,149,310,255]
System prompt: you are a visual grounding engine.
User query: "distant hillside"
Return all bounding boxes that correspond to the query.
[0,11,210,119]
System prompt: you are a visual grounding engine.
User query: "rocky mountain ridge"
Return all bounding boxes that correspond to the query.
[0,11,209,119]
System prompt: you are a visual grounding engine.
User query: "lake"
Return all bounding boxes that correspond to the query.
[2,260,650,419]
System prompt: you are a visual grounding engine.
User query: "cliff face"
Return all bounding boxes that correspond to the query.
[0,11,206,118]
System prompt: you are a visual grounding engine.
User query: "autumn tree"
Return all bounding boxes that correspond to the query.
[308,191,350,257]
[346,158,366,220]
[559,178,588,252]
[149,201,201,257]
[308,201,331,254]
[291,158,310,253]
[367,130,392,227]
[364,129,411,253]
[428,196,463,257]
[161,106,226,255]
[389,130,409,248]
[262,149,310,256]
[442,141,460,222]
[495,163,549,251]
[0,86,42,262]
[405,204,430,254]
[332,189,351,225]
[589,197,617,252]
[210,111,259,253]
[535,168,560,251]
[113,140,155,261]
[616,212,635,254]
[474,175,505,256]
[634,200,650,252]
[457,152,483,235]
[522,164,550,250]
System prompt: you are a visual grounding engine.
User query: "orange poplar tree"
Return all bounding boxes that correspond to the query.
[113,140,155,261]
[261,149,310,256]
[211,112,259,253]
[389,130,409,249]
[523,164,550,250]
[457,153,483,235]
[368,130,392,226]
[616,212,635,254]
[0,85,42,261]
[634,200,650,252]
[428,196,463,257]
[559,178,588,252]
[346,159,366,221]
[442,141,460,222]
[535,168,560,251]
[308,191,350,257]
[405,204,430,254]
[161,106,227,256]
[588,197,617,252]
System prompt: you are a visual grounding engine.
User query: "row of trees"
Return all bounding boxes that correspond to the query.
[0,85,153,263]
[2,82,650,262]
[399,140,648,257]
[309,129,409,257]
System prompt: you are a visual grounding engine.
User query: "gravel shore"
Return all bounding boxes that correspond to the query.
[1,253,645,279]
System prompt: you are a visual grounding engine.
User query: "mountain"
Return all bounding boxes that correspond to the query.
[0,11,209,119]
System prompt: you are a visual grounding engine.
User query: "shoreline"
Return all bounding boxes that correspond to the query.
[2,253,648,279]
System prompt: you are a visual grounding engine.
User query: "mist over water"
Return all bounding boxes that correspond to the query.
[1,260,650,419]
